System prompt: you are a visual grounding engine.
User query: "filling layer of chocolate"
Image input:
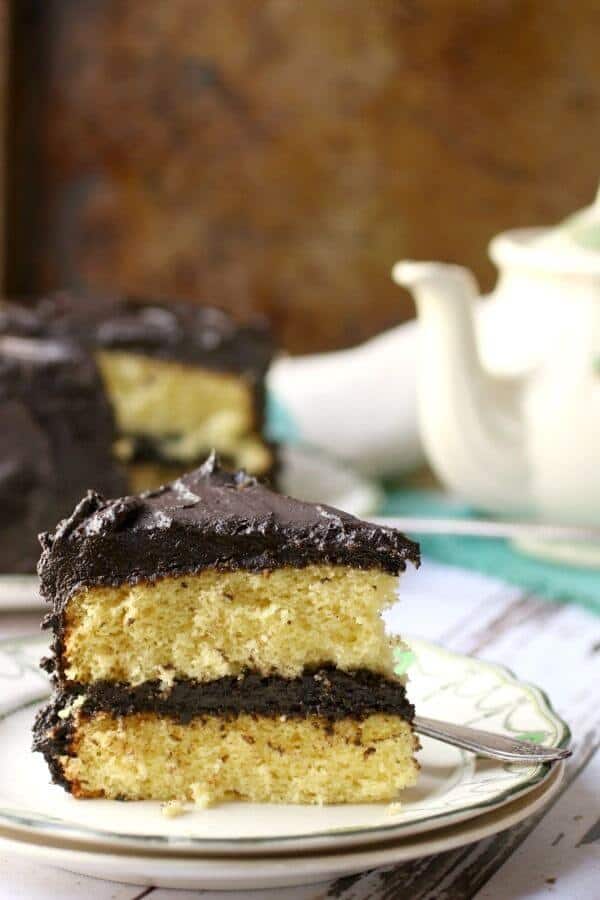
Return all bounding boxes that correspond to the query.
[116,433,273,471]
[39,668,415,727]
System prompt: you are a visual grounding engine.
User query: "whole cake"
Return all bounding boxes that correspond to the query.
[0,293,276,492]
[0,294,276,572]
[0,335,125,572]
[33,455,420,805]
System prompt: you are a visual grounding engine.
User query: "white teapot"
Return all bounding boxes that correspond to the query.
[393,189,600,526]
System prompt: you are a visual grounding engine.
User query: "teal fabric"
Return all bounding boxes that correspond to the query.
[381,487,600,615]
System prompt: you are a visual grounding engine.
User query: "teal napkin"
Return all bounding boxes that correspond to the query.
[381,487,600,616]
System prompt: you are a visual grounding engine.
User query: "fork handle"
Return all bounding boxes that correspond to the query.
[413,716,571,763]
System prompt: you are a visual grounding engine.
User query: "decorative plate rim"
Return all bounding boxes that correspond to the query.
[0,633,570,855]
[0,764,565,886]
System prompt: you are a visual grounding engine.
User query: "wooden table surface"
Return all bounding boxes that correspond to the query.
[0,559,598,899]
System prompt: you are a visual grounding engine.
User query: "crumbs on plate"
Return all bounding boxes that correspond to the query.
[161,800,188,819]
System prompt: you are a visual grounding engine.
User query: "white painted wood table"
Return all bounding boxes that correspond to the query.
[1,560,598,900]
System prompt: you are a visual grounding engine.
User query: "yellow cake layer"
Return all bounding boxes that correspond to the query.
[62,712,419,803]
[63,566,401,684]
[97,350,271,474]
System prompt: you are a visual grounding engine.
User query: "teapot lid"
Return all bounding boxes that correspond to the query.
[490,184,600,274]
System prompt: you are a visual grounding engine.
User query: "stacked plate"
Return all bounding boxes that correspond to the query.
[0,634,568,890]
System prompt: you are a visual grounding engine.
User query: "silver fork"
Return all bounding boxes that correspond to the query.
[413,716,571,763]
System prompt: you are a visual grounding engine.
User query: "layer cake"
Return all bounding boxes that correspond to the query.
[34,455,420,805]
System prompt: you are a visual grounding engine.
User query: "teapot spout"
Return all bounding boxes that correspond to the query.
[393,261,532,516]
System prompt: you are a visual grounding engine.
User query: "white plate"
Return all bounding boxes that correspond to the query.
[0,635,569,855]
[0,444,382,611]
[0,764,564,890]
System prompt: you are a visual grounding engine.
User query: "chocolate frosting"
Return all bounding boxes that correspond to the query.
[33,668,415,792]
[0,336,125,572]
[0,293,274,375]
[38,453,420,611]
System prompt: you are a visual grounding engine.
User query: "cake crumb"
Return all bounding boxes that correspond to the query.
[190,783,214,809]
[386,802,403,816]
[57,694,86,720]
[161,800,187,819]
[157,665,176,691]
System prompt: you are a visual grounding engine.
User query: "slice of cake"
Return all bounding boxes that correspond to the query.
[0,294,276,491]
[0,335,125,573]
[33,454,420,805]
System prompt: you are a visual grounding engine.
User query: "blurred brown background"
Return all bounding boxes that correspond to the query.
[3,0,600,352]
